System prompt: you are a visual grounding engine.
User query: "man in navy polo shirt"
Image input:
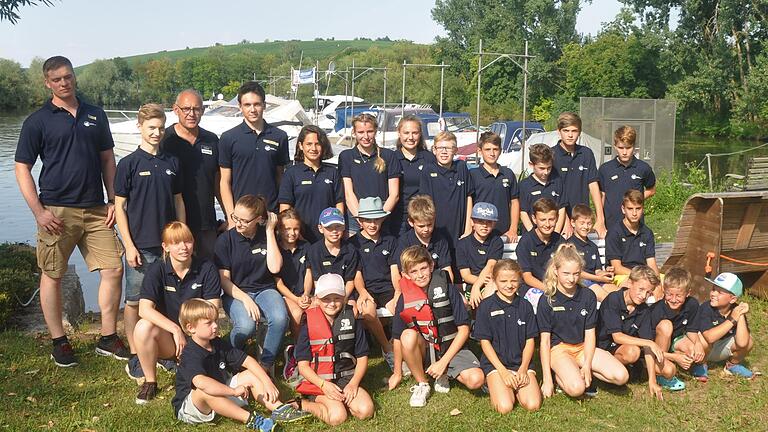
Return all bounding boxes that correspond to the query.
[15,56,127,367]
[605,190,659,290]
[551,112,606,238]
[219,81,290,219]
[163,89,222,259]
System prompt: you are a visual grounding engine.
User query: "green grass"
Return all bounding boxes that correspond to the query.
[1,297,766,431]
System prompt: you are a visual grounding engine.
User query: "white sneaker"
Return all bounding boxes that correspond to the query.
[434,374,450,393]
[409,382,431,407]
[402,361,412,377]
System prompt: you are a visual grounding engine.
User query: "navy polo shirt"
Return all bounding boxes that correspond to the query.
[598,288,654,350]
[696,303,737,340]
[15,99,114,207]
[395,229,452,271]
[139,257,222,324]
[392,149,436,232]
[650,297,700,339]
[536,286,597,346]
[214,228,277,293]
[418,160,474,245]
[278,162,343,244]
[470,164,519,235]
[338,146,400,202]
[605,221,656,269]
[456,233,504,276]
[162,125,220,233]
[568,235,602,274]
[218,121,290,211]
[279,241,309,296]
[516,230,564,281]
[173,337,246,416]
[518,174,565,216]
[598,156,656,228]
[115,148,182,249]
[295,312,369,362]
[305,240,361,283]
[552,143,598,213]
[349,234,397,295]
[473,293,538,374]
[392,281,468,340]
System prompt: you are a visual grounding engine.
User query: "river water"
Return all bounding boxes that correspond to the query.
[0,112,765,311]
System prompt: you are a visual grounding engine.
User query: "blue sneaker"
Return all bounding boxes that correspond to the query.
[157,358,177,374]
[725,363,754,379]
[656,375,686,391]
[125,356,145,383]
[270,403,311,423]
[690,363,708,382]
[246,413,277,431]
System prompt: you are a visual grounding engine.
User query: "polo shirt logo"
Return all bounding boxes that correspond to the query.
[430,172,438,177]
[683,319,688,325]
[621,238,626,242]
[639,242,646,247]
[478,249,486,255]
[581,309,588,316]
[431,253,439,260]
[621,315,626,320]
[611,175,619,180]
[529,251,538,256]
[139,171,151,176]
[579,165,587,171]
[83,121,93,127]
[382,250,390,255]
[712,320,718,326]
[631,323,639,329]
[418,164,424,170]
[340,318,353,331]
[631,174,642,180]
[591,254,597,260]
[191,283,202,290]
[502,179,510,187]
[491,310,504,316]
[219,361,226,369]
[252,248,266,255]
[87,114,97,121]
[433,287,446,299]
[299,256,306,264]
[324,179,333,184]
[551,191,559,197]
[201,146,213,155]
[165,286,176,292]
[517,319,526,325]
[364,248,370,253]
[165,169,176,176]
[264,146,277,152]
[301,180,312,185]
[531,190,541,195]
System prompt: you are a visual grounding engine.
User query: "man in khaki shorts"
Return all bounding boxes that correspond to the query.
[15,56,129,367]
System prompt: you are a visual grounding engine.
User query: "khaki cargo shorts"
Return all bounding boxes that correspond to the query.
[36,205,124,278]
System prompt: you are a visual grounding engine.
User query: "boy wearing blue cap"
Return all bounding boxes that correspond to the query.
[698,272,755,379]
[457,202,505,308]
[304,207,361,299]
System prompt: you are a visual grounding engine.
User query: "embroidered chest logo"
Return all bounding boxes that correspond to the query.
[219,361,226,370]
[431,253,439,260]
[517,319,526,326]
[456,180,464,186]
[363,248,370,253]
[578,165,587,171]
[682,319,688,325]
[264,146,277,152]
[382,250,390,255]
[591,254,597,260]
[639,242,646,247]
[324,178,333,184]
[339,318,353,331]
[631,174,642,180]
[432,287,446,299]
[580,309,588,316]
[418,164,424,170]
[191,283,202,290]
[165,169,176,176]
[252,248,266,255]
[299,256,306,264]
[502,179,510,187]
[551,190,559,197]
[83,121,94,127]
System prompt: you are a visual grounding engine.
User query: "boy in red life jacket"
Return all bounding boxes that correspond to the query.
[388,246,484,408]
[295,274,374,425]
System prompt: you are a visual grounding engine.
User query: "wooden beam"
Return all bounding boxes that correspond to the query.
[733,203,763,249]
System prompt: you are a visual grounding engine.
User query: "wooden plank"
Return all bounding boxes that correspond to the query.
[749,270,768,300]
[733,203,763,249]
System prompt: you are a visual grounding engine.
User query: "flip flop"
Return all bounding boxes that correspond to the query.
[657,375,686,391]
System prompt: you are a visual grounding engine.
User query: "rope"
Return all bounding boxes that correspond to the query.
[15,287,41,307]
[696,141,768,167]
[705,251,768,273]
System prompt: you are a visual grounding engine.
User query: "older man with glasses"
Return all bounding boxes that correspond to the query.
[162,89,224,260]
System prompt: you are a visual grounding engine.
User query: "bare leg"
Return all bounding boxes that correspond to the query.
[515,371,542,411]
[455,367,485,390]
[301,397,348,426]
[233,370,282,411]
[124,304,140,353]
[346,387,374,420]
[551,354,586,397]
[360,301,392,352]
[589,348,629,385]
[39,274,65,339]
[97,267,123,336]
[133,320,176,382]
[400,329,428,383]
[487,371,515,414]
[613,344,641,366]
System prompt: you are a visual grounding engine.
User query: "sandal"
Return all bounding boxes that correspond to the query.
[656,375,686,391]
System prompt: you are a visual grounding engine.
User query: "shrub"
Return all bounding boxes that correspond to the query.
[645,163,711,217]
[0,243,38,328]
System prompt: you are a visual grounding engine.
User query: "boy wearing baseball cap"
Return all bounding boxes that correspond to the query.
[295,274,374,425]
[303,207,362,299]
[457,202,505,309]
[697,272,755,379]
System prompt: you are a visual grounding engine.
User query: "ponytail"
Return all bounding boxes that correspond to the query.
[543,243,584,304]
[352,113,386,174]
[372,143,386,173]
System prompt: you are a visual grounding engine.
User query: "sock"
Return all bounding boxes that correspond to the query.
[100,333,117,342]
[52,336,68,346]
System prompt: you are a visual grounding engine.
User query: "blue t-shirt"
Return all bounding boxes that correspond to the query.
[305,240,361,283]
[419,160,474,246]
[536,286,598,346]
[598,288,654,351]
[338,146,400,203]
[605,221,656,269]
[518,174,565,217]
[650,297,700,340]
[456,233,504,276]
[551,143,598,214]
[696,302,738,341]
[516,229,565,282]
[395,229,453,271]
[568,235,603,275]
[598,156,656,228]
[278,241,309,297]
[278,162,343,244]
[348,234,397,295]
[473,293,538,374]
[470,164,519,235]
[214,228,277,293]
[392,149,436,233]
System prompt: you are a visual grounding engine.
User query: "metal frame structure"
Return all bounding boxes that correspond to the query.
[401,61,450,117]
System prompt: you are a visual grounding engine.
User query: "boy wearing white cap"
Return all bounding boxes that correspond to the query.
[457,202,505,309]
[295,274,374,425]
[697,272,755,379]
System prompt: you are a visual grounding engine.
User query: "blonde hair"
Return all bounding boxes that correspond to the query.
[161,221,194,246]
[613,125,637,147]
[179,299,218,335]
[492,259,522,280]
[399,245,433,273]
[557,112,582,130]
[629,265,660,287]
[663,267,691,292]
[407,194,436,223]
[352,113,386,173]
[542,243,585,300]
[137,103,166,125]
[434,131,457,147]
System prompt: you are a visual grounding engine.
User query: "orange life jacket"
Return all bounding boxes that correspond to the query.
[295,305,357,395]
[398,269,458,361]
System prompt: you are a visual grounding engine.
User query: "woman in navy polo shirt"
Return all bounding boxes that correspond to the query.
[278,125,343,244]
[392,115,436,234]
[338,113,400,234]
[215,195,286,373]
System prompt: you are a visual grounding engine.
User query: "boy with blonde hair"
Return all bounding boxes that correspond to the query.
[395,194,453,279]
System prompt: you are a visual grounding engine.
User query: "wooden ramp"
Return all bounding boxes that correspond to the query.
[661,191,768,301]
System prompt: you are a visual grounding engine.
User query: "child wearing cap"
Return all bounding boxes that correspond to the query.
[388,246,484,407]
[697,272,755,379]
[173,299,310,430]
[304,207,361,300]
[395,195,454,281]
[457,202,505,308]
[349,196,399,371]
[567,204,617,301]
[518,143,566,233]
[295,274,374,425]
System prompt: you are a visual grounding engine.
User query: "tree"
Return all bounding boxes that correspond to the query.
[77,59,135,107]
[0,0,54,24]
[0,58,31,110]
[25,56,49,106]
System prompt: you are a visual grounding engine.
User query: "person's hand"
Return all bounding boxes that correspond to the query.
[594,222,607,239]
[299,294,312,309]
[732,302,749,320]
[242,295,261,322]
[104,202,116,227]
[580,365,592,389]
[265,211,278,231]
[649,342,665,364]
[388,372,402,390]
[261,381,280,403]
[469,286,483,309]
[515,368,530,389]
[171,326,187,358]
[562,223,574,239]
[692,341,705,363]
[541,380,554,398]
[232,384,249,399]
[36,208,63,235]
[426,359,448,379]
[321,380,344,401]
[649,381,664,401]
[227,215,236,230]
[348,299,360,318]
[126,246,142,268]
[498,368,516,388]
[676,353,693,370]
[385,297,397,315]
[342,382,359,403]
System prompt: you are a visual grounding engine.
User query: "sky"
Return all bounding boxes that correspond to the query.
[0,0,624,67]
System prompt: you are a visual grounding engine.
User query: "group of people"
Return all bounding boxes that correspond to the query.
[14,55,756,431]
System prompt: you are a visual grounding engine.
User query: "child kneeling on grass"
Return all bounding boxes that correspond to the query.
[388,246,484,408]
[173,298,310,431]
[473,260,541,413]
[295,273,375,425]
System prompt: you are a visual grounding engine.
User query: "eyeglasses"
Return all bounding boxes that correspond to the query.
[231,213,261,225]
[434,146,455,152]
[176,106,204,115]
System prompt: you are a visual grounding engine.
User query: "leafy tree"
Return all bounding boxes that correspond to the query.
[0,0,54,24]
[25,56,49,106]
[0,58,31,110]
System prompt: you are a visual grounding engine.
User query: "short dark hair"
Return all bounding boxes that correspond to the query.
[43,56,74,77]
[532,197,558,215]
[571,204,594,221]
[295,125,334,161]
[529,143,553,164]
[479,131,502,148]
[622,189,644,206]
[237,81,266,104]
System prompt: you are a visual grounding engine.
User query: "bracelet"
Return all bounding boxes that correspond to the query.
[727,316,738,326]
[319,380,325,389]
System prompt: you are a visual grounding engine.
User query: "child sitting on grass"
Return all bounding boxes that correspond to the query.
[173,298,310,430]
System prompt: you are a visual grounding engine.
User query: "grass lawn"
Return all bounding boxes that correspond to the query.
[1,295,766,432]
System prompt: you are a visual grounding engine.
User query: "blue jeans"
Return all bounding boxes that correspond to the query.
[223,288,288,366]
[124,247,162,305]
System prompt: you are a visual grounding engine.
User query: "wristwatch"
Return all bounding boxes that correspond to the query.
[727,316,737,326]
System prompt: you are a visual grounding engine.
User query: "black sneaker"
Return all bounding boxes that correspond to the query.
[95,336,130,360]
[157,358,177,374]
[584,382,598,397]
[135,382,157,405]
[51,342,78,367]
[125,355,145,383]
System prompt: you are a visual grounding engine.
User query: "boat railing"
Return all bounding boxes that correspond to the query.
[104,109,139,121]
